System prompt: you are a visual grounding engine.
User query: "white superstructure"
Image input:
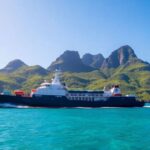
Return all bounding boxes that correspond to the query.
[32,70,67,96]
[103,85,122,97]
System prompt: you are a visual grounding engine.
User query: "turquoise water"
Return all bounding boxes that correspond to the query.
[0,108,150,150]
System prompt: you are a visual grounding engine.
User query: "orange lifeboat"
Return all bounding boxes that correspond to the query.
[14,90,25,96]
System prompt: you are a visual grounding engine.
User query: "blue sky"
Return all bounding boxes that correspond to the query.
[0,0,150,68]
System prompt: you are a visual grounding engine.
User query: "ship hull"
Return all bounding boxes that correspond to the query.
[0,95,144,108]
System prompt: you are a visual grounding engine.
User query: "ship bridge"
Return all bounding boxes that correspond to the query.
[31,70,67,96]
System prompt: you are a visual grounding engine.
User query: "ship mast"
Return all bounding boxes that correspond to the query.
[51,69,62,85]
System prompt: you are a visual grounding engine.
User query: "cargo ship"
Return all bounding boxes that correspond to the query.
[0,70,144,108]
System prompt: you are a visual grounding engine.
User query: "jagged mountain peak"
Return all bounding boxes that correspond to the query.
[82,53,105,68]
[57,50,81,62]
[47,50,94,72]
[101,45,138,68]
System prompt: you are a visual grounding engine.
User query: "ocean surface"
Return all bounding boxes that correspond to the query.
[0,107,150,150]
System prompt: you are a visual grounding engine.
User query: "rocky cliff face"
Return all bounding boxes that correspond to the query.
[82,53,104,68]
[101,45,138,68]
[0,59,28,73]
[47,50,94,72]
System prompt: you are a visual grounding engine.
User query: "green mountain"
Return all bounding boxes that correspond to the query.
[0,59,28,73]
[0,45,149,100]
